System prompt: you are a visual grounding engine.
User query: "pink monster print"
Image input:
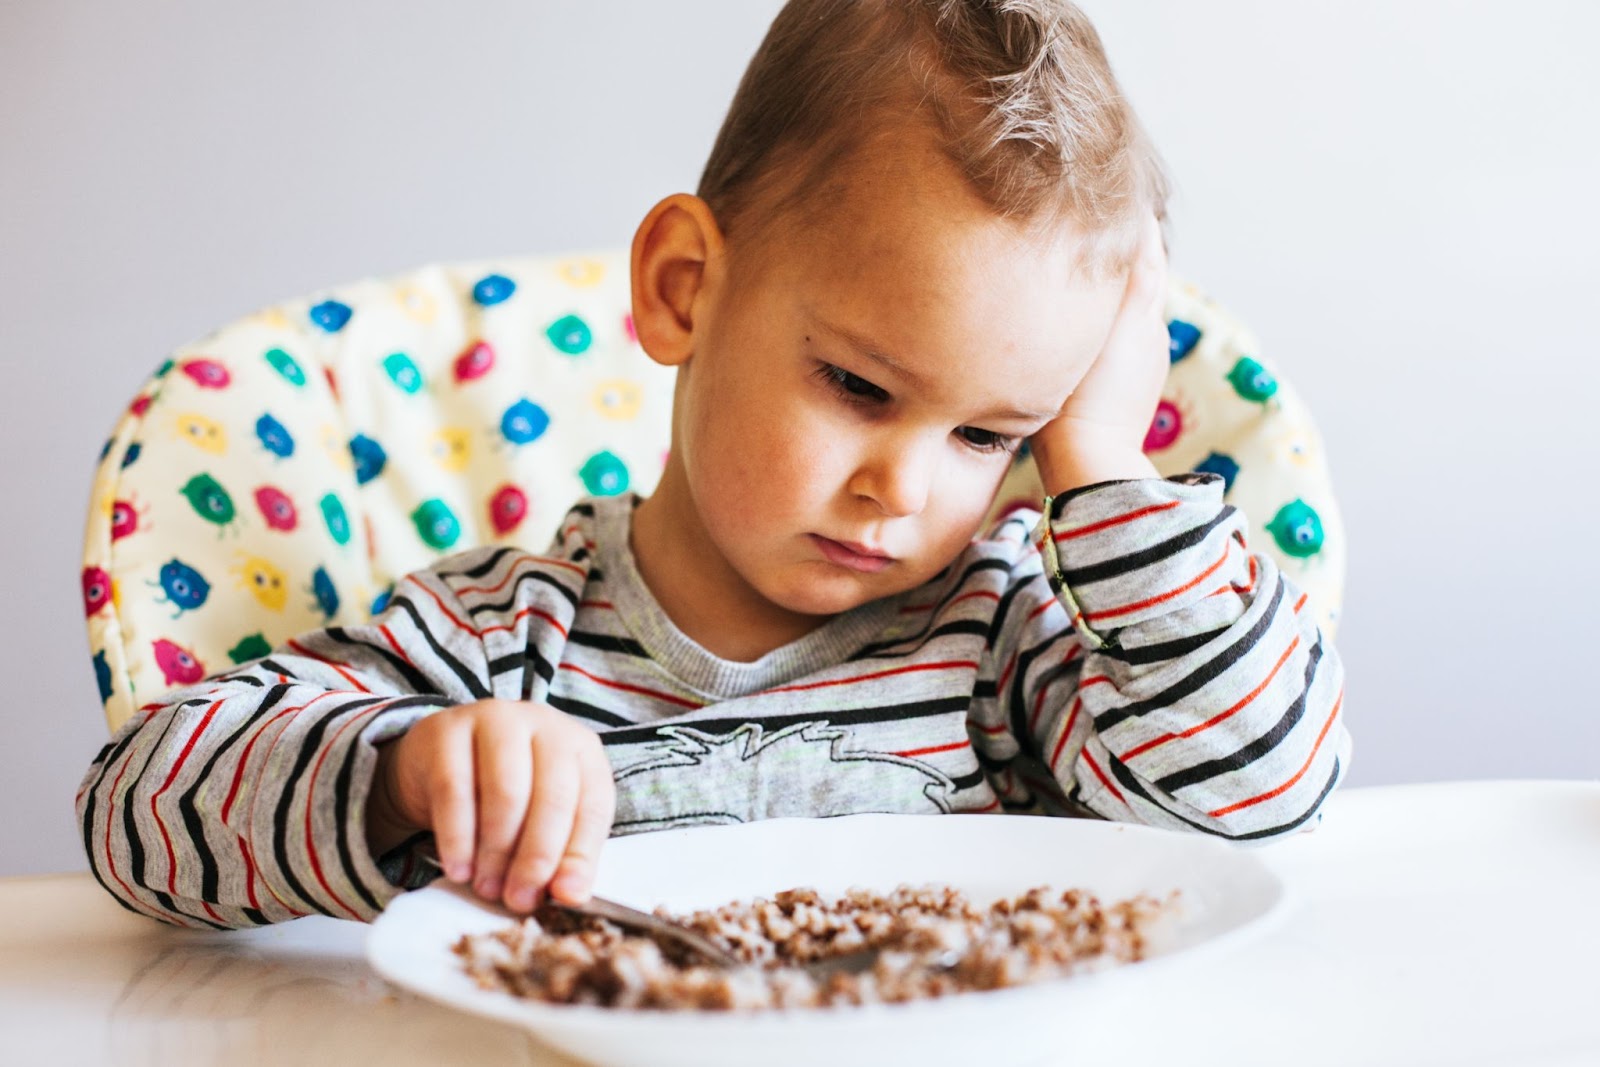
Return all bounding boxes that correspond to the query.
[128,395,152,417]
[453,340,496,383]
[1143,399,1183,452]
[180,358,231,389]
[489,484,528,536]
[152,638,205,686]
[623,313,637,344]
[324,366,341,402]
[254,485,299,531]
[83,567,111,616]
[110,496,149,541]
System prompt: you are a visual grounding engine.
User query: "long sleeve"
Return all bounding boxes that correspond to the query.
[74,564,492,929]
[973,473,1349,840]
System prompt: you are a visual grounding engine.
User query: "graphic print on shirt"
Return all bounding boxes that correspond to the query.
[609,721,955,832]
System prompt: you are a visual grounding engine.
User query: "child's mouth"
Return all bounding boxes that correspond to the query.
[809,534,894,574]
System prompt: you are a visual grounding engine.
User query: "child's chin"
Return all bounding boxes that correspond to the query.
[767,570,892,618]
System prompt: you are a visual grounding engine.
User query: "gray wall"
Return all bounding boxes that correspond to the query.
[3,1,1596,876]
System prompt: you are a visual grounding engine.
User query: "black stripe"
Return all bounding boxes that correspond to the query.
[521,635,556,701]
[1228,759,1342,840]
[598,697,972,746]
[547,693,636,728]
[258,658,302,680]
[1005,630,1077,748]
[1094,577,1285,732]
[1152,638,1325,794]
[948,768,985,791]
[323,629,441,694]
[569,502,596,518]
[973,678,997,699]
[387,595,490,699]
[1099,625,1232,666]
[242,907,269,925]
[846,558,1012,661]
[332,704,409,915]
[983,576,1036,648]
[852,619,991,660]
[465,567,582,614]
[122,712,181,910]
[270,696,386,916]
[1059,508,1235,588]
[566,630,647,657]
[442,545,518,581]
[1099,747,1342,841]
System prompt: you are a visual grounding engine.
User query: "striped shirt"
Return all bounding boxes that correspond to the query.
[75,474,1349,929]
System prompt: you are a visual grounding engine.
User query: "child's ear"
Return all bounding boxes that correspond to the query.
[629,194,724,368]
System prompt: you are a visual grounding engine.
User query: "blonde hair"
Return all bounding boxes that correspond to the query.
[698,0,1170,279]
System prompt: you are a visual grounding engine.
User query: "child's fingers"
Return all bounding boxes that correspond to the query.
[427,715,478,884]
[502,728,584,912]
[470,710,535,902]
[547,744,617,905]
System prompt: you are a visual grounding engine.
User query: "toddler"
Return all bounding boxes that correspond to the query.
[77,0,1348,928]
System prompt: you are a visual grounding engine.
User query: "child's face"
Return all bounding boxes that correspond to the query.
[643,131,1126,625]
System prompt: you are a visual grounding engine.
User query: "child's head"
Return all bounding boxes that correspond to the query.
[630,0,1169,633]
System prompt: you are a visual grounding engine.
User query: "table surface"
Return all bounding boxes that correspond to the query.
[6,780,1599,1067]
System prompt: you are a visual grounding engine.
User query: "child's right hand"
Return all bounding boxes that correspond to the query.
[366,700,616,912]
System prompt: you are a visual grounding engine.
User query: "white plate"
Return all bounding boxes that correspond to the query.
[367,814,1286,1067]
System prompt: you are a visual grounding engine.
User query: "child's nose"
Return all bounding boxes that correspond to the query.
[848,438,936,518]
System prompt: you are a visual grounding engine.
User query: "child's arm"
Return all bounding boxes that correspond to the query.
[74,547,595,928]
[973,474,1348,839]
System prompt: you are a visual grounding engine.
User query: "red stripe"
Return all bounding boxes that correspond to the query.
[237,836,261,912]
[559,663,704,708]
[301,705,384,921]
[1048,697,1083,771]
[893,740,970,759]
[1084,543,1232,623]
[1293,593,1308,614]
[1078,673,1112,691]
[481,603,570,639]
[765,660,978,695]
[151,701,222,896]
[1122,635,1301,760]
[970,795,1002,813]
[222,697,323,824]
[453,554,587,597]
[402,576,479,637]
[972,719,1010,736]
[1054,500,1181,541]
[579,599,614,610]
[286,639,371,693]
[1208,688,1344,819]
[1082,747,1127,805]
[378,624,414,665]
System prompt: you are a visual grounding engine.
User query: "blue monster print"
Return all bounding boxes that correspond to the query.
[473,273,517,306]
[309,565,339,620]
[121,442,142,469]
[1193,451,1240,494]
[309,299,353,333]
[370,583,394,616]
[500,398,550,445]
[150,558,211,618]
[255,414,295,458]
[93,650,112,703]
[98,438,113,463]
[349,434,387,485]
[1168,319,1201,363]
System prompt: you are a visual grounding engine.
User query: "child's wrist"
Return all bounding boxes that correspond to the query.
[364,741,421,858]
[1030,428,1158,496]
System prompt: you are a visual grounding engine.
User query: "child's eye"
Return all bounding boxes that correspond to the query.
[815,363,889,404]
[956,426,1020,455]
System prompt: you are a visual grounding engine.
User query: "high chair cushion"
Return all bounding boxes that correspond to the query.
[82,251,1344,732]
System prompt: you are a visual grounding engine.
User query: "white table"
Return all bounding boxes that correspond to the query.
[5,781,1597,1066]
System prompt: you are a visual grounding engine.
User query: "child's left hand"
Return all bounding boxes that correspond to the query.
[1029,213,1169,494]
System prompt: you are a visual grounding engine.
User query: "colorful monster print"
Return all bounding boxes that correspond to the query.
[309,299,353,333]
[152,638,205,687]
[129,395,152,418]
[174,411,228,455]
[488,484,528,536]
[382,352,424,394]
[255,414,295,458]
[394,282,438,325]
[1168,319,1201,363]
[233,555,288,611]
[1267,499,1325,558]
[154,358,175,378]
[579,450,630,496]
[1193,452,1241,494]
[1143,399,1183,452]
[349,434,387,485]
[1228,357,1279,404]
[411,499,462,550]
[318,423,353,471]
[591,378,643,421]
[228,633,272,664]
[111,495,151,541]
[319,492,352,546]
[93,650,112,703]
[453,340,495,383]
[323,366,340,402]
[152,558,210,617]
[83,566,112,616]
[179,474,238,532]
[264,347,307,387]
[545,314,592,355]
[253,485,298,532]
[500,399,551,445]
[473,273,516,306]
[121,442,142,468]
[559,259,605,287]
[180,358,231,389]
[309,565,339,620]
[430,427,472,472]
[622,312,637,344]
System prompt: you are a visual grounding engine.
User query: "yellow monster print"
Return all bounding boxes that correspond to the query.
[430,426,472,472]
[174,412,228,455]
[232,555,288,612]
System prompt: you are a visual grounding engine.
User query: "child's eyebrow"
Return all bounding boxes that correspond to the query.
[810,315,1057,423]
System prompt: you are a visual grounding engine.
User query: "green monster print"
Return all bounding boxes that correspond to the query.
[1267,499,1325,558]
[264,347,307,387]
[382,352,425,394]
[228,633,273,663]
[1227,357,1279,403]
[579,450,630,496]
[411,499,461,550]
[319,492,351,546]
[179,474,237,532]
[545,314,593,355]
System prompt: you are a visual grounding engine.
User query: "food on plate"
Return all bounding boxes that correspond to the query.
[453,884,1177,1010]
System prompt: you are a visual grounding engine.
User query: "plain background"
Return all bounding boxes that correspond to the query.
[2,1,1596,877]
